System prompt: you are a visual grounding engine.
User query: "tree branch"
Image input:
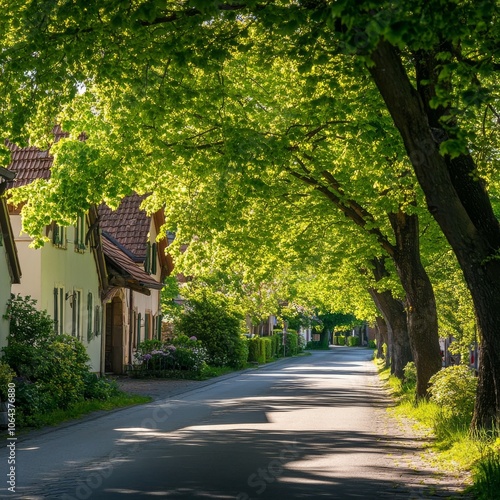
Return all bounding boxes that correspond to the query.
[288,164,395,257]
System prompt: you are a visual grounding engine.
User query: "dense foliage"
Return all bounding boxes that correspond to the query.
[0,0,498,425]
[2,295,119,426]
[175,293,248,369]
[429,365,478,421]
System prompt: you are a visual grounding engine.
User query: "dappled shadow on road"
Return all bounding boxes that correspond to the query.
[11,348,470,499]
[84,427,466,499]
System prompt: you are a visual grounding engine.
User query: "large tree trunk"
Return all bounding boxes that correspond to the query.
[388,210,442,397]
[368,256,413,379]
[369,289,412,378]
[369,41,500,425]
[374,316,389,363]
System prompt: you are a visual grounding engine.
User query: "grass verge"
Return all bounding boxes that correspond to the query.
[375,358,500,498]
[17,392,151,431]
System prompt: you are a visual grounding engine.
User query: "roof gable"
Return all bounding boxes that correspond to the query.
[98,194,151,262]
[102,234,162,295]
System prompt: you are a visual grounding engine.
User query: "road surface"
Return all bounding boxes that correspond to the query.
[2,347,469,499]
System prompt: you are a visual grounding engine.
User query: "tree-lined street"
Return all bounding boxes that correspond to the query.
[3,349,468,499]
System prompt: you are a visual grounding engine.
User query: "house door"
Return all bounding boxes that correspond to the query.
[105,296,124,374]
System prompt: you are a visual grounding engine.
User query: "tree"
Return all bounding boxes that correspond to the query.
[1,0,498,423]
[5,14,443,394]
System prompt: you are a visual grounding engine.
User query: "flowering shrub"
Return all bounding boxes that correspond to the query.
[134,335,208,374]
[175,295,248,368]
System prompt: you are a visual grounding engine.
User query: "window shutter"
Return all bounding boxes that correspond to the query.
[71,292,77,337]
[94,305,101,336]
[145,313,150,339]
[53,287,59,333]
[151,243,157,275]
[144,242,151,274]
[157,315,162,340]
[87,292,93,341]
[52,224,59,245]
[137,313,142,345]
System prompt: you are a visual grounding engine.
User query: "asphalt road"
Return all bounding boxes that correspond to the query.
[2,348,469,499]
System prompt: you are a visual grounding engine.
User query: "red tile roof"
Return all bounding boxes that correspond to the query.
[98,194,151,262]
[6,136,162,281]
[6,141,52,188]
[102,234,162,294]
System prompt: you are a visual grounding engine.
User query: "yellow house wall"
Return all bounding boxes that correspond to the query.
[11,215,102,372]
[0,246,13,346]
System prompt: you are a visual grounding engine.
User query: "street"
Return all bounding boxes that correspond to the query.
[3,348,468,499]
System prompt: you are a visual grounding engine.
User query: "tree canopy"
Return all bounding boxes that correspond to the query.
[1,0,499,426]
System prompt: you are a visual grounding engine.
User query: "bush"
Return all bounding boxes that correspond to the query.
[271,334,281,358]
[2,295,56,379]
[84,374,120,400]
[135,336,208,373]
[1,295,119,427]
[39,335,90,408]
[428,365,477,420]
[276,331,300,356]
[403,361,417,386]
[0,362,15,400]
[297,333,306,352]
[368,339,376,348]
[262,337,272,361]
[175,294,246,368]
[248,337,263,363]
[337,336,346,346]
[347,336,361,346]
[15,380,57,426]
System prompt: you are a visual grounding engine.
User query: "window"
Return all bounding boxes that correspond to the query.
[71,289,83,340]
[75,213,86,252]
[52,223,66,248]
[87,292,93,342]
[53,286,65,334]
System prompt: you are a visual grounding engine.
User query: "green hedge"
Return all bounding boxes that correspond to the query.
[347,336,361,346]
[247,336,275,363]
[335,336,346,346]
[262,337,272,361]
[247,337,262,363]
[271,334,280,358]
[275,331,301,356]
